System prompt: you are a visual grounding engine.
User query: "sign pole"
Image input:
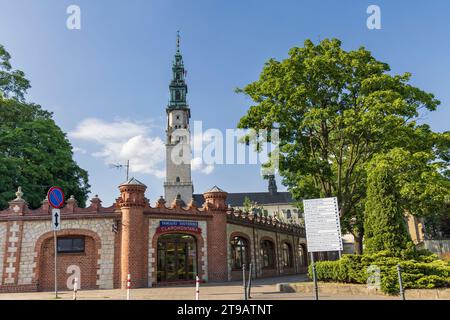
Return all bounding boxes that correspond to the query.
[54,229,58,299]
[47,186,65,300]
[310,252,318,301]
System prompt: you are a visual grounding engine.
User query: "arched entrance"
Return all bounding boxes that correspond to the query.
[157,234,197,283]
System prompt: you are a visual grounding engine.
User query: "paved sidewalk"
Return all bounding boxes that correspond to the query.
[0,274,415,300]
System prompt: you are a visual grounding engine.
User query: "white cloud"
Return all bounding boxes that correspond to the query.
[70,117,216,178]
[72,146,87,154]
[69,118,166,179]
[69,118,148,143]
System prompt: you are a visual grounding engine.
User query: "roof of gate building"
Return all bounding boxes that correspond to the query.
[194,175,295,207]
[193,191,294,207]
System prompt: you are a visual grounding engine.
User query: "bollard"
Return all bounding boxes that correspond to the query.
[196,275,200,300]
[247,263,252,299]
[397,264,405,301]
[73,277,78,300]
[242,264,248,300]
[127,274,131,300]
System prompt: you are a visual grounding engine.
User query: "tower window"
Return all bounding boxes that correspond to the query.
[176,177,180,182]
[176,90,181,100]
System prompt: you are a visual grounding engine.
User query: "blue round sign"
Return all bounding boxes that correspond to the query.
[47,186,65,209]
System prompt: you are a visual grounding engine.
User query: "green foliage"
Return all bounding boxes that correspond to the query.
[0,45,90,209]
[364,157,411,255]
[309,252,450,294]
[237,38,449,253]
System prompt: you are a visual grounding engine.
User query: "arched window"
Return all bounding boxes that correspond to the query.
[231,236,249,269]
[175,90,181,100]
[176,177,180,183]
[281,242,293,268]
[298,244,307,267]
[260,240,275,269]
[286,209,292,219]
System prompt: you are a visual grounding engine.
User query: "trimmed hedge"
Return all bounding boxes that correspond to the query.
[308,250,450,294]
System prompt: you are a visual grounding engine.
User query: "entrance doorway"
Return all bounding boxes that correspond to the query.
[157,234,197,283]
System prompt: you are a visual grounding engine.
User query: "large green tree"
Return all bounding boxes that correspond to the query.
[0,45,90,209]
[237,39,449,253]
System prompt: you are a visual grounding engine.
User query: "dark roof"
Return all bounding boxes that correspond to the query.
[120,177,146,186]
[193,191,294,207]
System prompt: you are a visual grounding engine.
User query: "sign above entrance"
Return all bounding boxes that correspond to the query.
[157,220,201,234]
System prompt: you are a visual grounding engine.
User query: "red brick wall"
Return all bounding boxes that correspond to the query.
[207,213,228,281]
[120,207,146,288]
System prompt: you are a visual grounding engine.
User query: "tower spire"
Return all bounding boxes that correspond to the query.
[176,30,180,52]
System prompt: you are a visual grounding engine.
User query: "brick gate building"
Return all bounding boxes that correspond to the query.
[0,183,306,292]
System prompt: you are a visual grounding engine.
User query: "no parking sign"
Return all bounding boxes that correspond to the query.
[47,186,65,209]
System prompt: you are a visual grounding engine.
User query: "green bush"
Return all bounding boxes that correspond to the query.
[308,251,450,294]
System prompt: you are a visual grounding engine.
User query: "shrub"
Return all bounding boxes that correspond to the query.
[308,251,450,294]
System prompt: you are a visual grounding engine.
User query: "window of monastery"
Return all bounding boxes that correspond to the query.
[57,237,85,254]
[281,242,293,268]
[298,244,307,267]
[260,240,275,269]
[230,236,249,269]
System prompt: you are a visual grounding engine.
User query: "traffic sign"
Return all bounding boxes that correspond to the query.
[52,209,61,231]
[47,186,65,209]
[303,197,343,253]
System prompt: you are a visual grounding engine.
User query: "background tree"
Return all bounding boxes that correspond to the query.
[364,156,411,254]
[0,44,90,209]
[237,39,448,253]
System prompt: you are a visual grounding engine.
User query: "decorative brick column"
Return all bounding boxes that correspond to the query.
[116,178,147,289]
[203,186,228,282]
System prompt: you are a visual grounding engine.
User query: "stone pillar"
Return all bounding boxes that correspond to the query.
[203,186,228,282]
[116,178,147,289]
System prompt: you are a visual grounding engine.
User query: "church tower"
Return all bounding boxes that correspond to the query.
[164,32,193,205]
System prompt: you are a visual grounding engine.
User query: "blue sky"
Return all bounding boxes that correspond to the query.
[1,0,449,206]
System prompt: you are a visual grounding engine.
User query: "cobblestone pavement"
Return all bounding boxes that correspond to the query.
[0,274,410,300]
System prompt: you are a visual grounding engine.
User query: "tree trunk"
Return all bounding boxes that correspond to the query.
[353,234,363,255]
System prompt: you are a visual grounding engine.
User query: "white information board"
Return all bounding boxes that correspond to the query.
[303,197,343,252]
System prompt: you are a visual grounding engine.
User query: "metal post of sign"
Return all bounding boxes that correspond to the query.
[54,229,58,299]
[242,264,247,300]
[311,252,319,300]
[397,264,405,300]
[247,263,252,299]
